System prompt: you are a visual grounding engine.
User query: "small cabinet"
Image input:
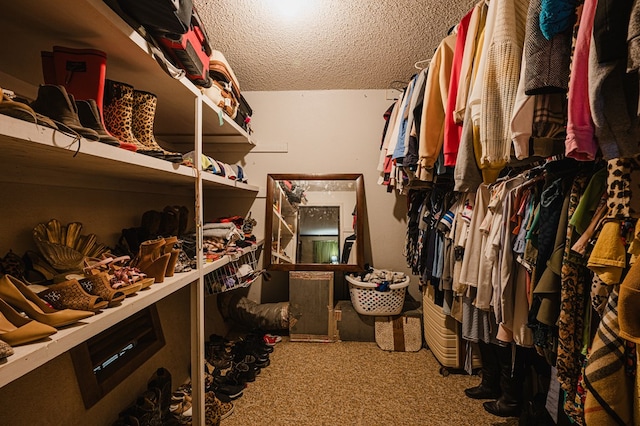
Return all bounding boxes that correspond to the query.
[288,271,335,342]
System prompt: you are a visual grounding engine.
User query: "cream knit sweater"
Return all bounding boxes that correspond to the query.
[479,0,530,183]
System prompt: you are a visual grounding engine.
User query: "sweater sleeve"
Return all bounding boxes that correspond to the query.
[418,34,456,171]
[480,0,529,183]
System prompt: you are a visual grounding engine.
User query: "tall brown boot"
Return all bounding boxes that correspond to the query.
[134,237,171,284]
[103,79,163,156]
[131,90,183,163]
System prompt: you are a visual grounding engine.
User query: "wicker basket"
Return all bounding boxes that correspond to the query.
[346,275,410,316]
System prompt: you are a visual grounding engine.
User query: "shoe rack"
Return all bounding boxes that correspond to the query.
[0,0,258,423]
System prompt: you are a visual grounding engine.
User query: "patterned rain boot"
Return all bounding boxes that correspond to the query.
[103,79,163,155]
[131,90,183,163]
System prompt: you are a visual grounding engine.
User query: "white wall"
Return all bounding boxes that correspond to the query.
[214,90,418,302]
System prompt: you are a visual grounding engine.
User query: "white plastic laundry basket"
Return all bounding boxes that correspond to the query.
[346,275,410,316]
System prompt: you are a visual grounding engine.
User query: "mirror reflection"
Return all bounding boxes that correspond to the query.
[266,174,364,271]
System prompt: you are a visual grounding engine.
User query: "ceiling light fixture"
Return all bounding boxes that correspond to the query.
[268,0,310,19]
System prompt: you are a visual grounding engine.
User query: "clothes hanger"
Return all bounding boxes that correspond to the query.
[389,80,408,92]
[414,58,431,70]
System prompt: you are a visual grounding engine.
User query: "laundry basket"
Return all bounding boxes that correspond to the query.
[346,275,410,316]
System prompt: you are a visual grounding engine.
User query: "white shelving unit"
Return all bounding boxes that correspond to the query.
[271,184,298,265]
[0,0,259,423]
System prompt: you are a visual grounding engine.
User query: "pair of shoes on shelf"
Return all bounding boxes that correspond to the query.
[0,297,57,346]
[0,87,68,133]
[103,79,183,162]
[65,271,126,308]
[148,367,172,422]
[34,278,108,312]
[30,84,100,142]
[0,274,93,329]
[82,256,151,296]
[132,237,180,284]
[97,255,154,290]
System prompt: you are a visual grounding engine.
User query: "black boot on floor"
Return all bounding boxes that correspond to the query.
[465,341,501,400]
[483,344,525,418]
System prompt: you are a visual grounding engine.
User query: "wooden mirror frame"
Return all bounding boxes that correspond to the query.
[265,173,365,271]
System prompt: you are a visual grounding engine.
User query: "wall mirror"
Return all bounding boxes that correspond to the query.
[265,173,365,271]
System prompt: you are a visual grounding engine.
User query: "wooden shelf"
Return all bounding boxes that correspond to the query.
[0,3,260,422]
[0,269,199,388]
[201,173,259,193]
[0,0,252,145]
[272,208,295,235]
[272,252,293,263]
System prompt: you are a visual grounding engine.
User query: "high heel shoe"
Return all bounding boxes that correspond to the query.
[0,274,94,328]
[36,279,108,312]
[133,238,171,284]
[162,236,179,278]
[83,257,142,297]
[0,297,57,346]
[107,255,154,290]
[73,271,126,307]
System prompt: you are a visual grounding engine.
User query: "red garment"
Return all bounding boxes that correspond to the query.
[443,7,474,167]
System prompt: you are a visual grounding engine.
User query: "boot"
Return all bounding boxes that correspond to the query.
[464,341,501,399]
[133,237,171,284]
[42,46,107,113]
[103,79,163,155]
[30,84,100,140]
[131,90,183,163]
[158,206,180,237]
[148,367,172,421]
[483,344,525,418]
[76,99,120,146]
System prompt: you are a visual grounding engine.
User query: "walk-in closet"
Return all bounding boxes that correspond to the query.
[0,0,638,425]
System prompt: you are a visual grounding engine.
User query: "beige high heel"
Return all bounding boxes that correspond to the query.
[162,236,180,278]
[0,274,94,328]
[133,238,171,284]
[0,297,57,346]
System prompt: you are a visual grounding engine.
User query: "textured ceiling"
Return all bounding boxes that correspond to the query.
[195,0,476,91]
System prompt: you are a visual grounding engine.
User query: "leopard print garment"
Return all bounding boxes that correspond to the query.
[606,156,640,219]
[557,172,589,423]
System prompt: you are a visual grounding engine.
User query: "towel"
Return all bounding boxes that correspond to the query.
[584,287,634,425]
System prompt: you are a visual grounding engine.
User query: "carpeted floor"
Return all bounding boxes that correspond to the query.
[221,338,519,426]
